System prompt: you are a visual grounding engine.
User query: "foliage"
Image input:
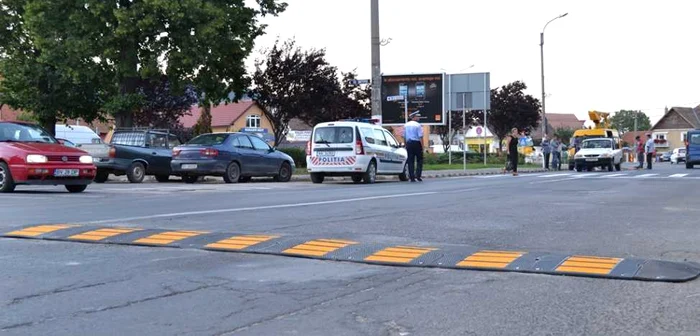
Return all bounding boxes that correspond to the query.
[250,38,350,147]
[553,127,575,143]
[432,111,466,153]
[469,81,541,150]
[277,147,306,168]
[192,105,213,137]
[172,127,195,144]
[133,76,198,129]
[610,110,651,133]
[13,0,287,128]
[423,152,523,165]
[0,0,104,135]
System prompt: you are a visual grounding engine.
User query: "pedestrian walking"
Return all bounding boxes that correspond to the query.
[404,111,424,182]
[505,127,519,176]
[541,137,551,170]
[645,133,655,169]
[635,135,644,169]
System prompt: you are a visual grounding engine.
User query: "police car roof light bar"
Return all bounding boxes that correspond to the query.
[342,118,379,124]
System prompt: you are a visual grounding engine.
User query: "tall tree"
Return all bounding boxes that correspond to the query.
[610,110,651,133]
[192,105,213,137]
[133,76,198,130]
[19,0,287,128]
[433,111,466,153]
[553,126,575,143]
[0,0,103,135]
[469,81,541,151]
[250,38,342,146]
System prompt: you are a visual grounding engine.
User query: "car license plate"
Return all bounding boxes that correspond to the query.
[585,158,598,162]
[317,151,335,156]
[54,169,79,177]
[181,164,197,170]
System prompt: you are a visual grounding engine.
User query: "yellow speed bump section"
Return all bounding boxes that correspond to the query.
[5,224,75,237]
[457,250,524,269]
[133,230,207,245]
[556,255,622,275]
[364,246,436,264]
[205,235,279,250]
[68,228,141,241]
[283,239,358,257]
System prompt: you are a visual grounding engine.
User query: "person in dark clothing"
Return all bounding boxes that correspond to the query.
[506,127,519,176]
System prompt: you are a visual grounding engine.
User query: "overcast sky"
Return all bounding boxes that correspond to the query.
[246,0,699,124]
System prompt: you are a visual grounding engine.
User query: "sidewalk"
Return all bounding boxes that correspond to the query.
[105,167,549,183]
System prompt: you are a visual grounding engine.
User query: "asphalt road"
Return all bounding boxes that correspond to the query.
[2,161,700,335]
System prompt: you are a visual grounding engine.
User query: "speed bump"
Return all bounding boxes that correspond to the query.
[2,224,699,283]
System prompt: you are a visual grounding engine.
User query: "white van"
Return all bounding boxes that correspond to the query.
[305,119,409,184]
[55,124,103,145]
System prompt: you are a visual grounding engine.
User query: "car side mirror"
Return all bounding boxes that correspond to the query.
[268,147,275,153]
[57,138,66,145]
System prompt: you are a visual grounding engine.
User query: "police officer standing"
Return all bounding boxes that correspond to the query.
[404,111,424,182]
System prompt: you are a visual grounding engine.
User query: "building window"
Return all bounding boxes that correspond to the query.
[246,115,261,128]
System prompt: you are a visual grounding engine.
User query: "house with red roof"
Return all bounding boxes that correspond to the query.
[179,100,275,142]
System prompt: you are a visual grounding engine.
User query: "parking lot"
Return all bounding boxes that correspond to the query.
[2,162,700,335]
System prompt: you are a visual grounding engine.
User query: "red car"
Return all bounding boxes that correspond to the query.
[0,121,97,193]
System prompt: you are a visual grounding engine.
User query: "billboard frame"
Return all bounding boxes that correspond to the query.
[380,72,446,126]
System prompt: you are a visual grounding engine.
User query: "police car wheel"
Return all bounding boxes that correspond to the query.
[310,173,324,183]
[363,161,377,184]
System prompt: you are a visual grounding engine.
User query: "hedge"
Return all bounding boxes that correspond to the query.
[423,152,525,165]
[278,147,306,168]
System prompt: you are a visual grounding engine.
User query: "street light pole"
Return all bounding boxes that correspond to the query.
[540,12,568,168]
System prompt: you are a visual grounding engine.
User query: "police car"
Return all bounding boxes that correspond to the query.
[305,119,409,184]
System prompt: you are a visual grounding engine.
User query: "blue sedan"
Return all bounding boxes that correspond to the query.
[171,132,295,183]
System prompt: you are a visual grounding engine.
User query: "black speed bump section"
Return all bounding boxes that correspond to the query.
[3,224,700,283]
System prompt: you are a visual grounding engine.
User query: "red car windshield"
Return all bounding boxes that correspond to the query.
[0,123,58,144]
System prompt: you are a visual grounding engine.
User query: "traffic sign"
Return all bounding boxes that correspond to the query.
[386,95,405,102]
[347,79,371,85]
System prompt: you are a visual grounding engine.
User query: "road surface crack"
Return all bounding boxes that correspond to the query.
[7,278,131,306]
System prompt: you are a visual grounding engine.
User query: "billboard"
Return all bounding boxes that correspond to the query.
[381,73,445,126]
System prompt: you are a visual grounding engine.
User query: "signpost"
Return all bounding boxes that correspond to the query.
[348,79,371,86]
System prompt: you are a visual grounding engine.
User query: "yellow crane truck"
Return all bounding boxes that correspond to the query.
[567,111,623,170]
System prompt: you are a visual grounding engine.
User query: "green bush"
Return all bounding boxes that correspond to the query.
[424,152,525,165]
[278,147,306,168]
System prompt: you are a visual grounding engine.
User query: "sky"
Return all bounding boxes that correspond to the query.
[245,0,700,125]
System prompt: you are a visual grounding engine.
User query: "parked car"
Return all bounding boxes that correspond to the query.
[572,137,624,172]
[670,147,686,164]
[170,132,295,183]
[659,151,672,162]
[0,121,96,193]
[305,119,409,184]
[100,128,181,183]
[55,124,113,182]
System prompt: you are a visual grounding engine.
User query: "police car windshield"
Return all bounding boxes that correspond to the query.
[314,127,353,144]
[582,139,611,149]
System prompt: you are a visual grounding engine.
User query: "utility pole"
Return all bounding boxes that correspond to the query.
[370,0,381,118]
[540,13,568,169]
[634,114,638,133]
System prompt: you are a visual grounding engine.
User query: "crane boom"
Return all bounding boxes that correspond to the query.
[588,110,611,129]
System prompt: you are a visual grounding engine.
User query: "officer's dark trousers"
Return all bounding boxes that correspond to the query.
[646,153,653,169]
[406,140,423,180]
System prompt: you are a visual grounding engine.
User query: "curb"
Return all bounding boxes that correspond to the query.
[103,168,549,184]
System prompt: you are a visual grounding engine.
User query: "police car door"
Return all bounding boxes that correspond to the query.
[370,128,394,173]
[382,129,405,172]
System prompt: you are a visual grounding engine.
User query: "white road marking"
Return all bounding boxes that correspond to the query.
[85,191,439,224]
[600,173,627,178]
[669,173,688,178]
[634,173,658,178]
[538,173,571,178]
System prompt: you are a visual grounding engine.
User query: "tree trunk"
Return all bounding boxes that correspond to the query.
[38,113,58,137]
